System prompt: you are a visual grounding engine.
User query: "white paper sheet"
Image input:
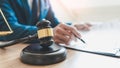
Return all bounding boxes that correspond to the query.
[63,21,120,55]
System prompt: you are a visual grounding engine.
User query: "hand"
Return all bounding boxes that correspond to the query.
[74,23,92,31]
[53,23,81,45]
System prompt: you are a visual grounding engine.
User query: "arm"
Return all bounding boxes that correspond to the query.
[0,0,37,41]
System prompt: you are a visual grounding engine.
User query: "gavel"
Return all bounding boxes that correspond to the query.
[0,20,67,65]
[36,20,54,47]
[0,20,54,48]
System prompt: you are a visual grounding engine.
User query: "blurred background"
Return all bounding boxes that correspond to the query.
[50,0,120,23]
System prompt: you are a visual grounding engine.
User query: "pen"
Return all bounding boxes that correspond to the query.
[65,23,86,44]
[78,38,86,44]
[72,32,86,44]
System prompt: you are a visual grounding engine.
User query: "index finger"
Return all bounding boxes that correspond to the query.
[59,23,81,38]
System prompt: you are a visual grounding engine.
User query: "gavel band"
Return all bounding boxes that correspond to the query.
[37,28,53,39]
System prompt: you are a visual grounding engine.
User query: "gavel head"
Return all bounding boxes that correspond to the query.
[36,19,54,48]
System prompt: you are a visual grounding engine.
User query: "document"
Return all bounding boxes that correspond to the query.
[63,21,120,56]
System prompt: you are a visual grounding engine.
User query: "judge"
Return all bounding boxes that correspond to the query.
[0,0,91,45]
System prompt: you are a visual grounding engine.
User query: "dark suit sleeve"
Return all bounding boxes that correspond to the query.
[45,0,60,28]
[0,0,37,41]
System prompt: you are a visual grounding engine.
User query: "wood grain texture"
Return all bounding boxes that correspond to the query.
[0,43,120,68]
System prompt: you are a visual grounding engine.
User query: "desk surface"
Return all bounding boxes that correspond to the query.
[0,43,120,68]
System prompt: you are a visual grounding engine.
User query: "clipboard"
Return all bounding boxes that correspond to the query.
[60,22,120,58]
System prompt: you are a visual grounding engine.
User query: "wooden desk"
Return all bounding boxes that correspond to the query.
[0,43,120,68]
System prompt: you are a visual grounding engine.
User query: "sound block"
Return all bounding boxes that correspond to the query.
[20,43,67,65]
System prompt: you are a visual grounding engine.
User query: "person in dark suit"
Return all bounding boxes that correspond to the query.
[0,0,91,45]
